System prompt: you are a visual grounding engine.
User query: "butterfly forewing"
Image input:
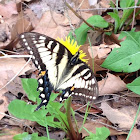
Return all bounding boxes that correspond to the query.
[20,32,72,88]
[19,32,98,106]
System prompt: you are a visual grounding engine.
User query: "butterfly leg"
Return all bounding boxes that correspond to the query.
[35,70,53,111]
[59,86,74,102]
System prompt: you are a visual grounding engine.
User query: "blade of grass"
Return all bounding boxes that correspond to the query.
[48,102,70,134]
[124,10,140,30]
[71,107,79,134]
[88,37,94,71]
[46,125,50,140]
[126,104,140,140]
[79,102,90,132]
[66,97,78,140]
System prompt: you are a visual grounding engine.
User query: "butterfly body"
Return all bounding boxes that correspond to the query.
[19,32,98,110]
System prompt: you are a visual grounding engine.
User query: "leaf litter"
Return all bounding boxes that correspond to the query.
[0,0,140,139]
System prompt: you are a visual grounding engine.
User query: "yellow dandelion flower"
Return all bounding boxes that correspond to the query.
[57,37,88,63]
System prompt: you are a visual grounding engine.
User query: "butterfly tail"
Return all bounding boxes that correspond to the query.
[35,100,49,111]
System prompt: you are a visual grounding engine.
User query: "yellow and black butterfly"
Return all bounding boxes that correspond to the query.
[19,32,98,110]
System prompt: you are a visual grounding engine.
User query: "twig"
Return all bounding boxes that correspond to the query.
[77,6,140,11]
[75,111,121,131]
[95,93,137,107]
[0,49,21,55]
[65,2,113,33]
[0,55,32,90]
[64,6,75,34]
[0,112,34,133]
[76,0,85,10]
[131,0,137,29]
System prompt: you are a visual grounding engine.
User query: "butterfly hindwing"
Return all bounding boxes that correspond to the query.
[19,32,98,109]
[58,63,98,101]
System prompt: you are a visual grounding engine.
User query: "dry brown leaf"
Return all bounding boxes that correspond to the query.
[0,23,11,49]
[88,0,112,15]
[121,91,140,98]
[100,102,140,130]
[0,58,32,119]
[88,44,120,59]
[35,25,70,39]
[77,119,127,137]
[0,88,8,120]
[35,11,65,28]
[79,44,94,69]
[34,10,93,39]
[0,127,23,140]
[3,117,36,128]
[6,73,26,96]
[75,0,90,9]
[98,73,127,95]
[89,45,108,58]
[24,0,32,2]
[10,14,33,41]
[88,0,98,7]
[0,13,33,49]
[94,57,106,74]
[34,11,69,39]
[117,135,127,140]
[0,58,32,90]
[129,127,140,140]
[79,44,106,73]
[64,10,93,26]
[24,9,40,28]
[0,2,18,18]
[100,0,110,8]
[71,103,101,114]
[5,15,33,50]
[1,57,31,76]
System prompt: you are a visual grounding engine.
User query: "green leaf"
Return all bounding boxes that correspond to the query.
[119,0,134,30]
[84,127,110,140]
[47,101,69,130]
[87,15,109,28]
[8,99,64,128]
[109,1,115,8]
[47,101,63,112]
[120,0,134,8]
[101,30,140,72]
[13,132,31,140]
[13,132,51,140]
[21,78,39,102]
[10,76,72,134]
[8,99,48,120]
[69,15,109,45]
[49,93,59,102]
[108,12,120,33]
[127,77,140,95]
[8,99,35,119]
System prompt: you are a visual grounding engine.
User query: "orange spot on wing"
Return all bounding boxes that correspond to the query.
[39,71,46,76]
[71,86,75,91]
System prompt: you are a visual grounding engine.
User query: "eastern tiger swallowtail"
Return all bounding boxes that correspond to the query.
[19,32,98,110]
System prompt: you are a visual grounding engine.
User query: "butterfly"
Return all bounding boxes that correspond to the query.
[19,32,98,110]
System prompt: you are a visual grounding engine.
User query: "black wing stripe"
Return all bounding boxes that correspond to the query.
[56,44,65,65]
[72,64,89,77]
[50,41,57,50]
[72,65,93,81]
[20,34,46,71]
[73,76,98,98]
[19,32,98,103]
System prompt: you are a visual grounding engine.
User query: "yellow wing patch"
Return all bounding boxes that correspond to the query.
[57,37,88,63]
